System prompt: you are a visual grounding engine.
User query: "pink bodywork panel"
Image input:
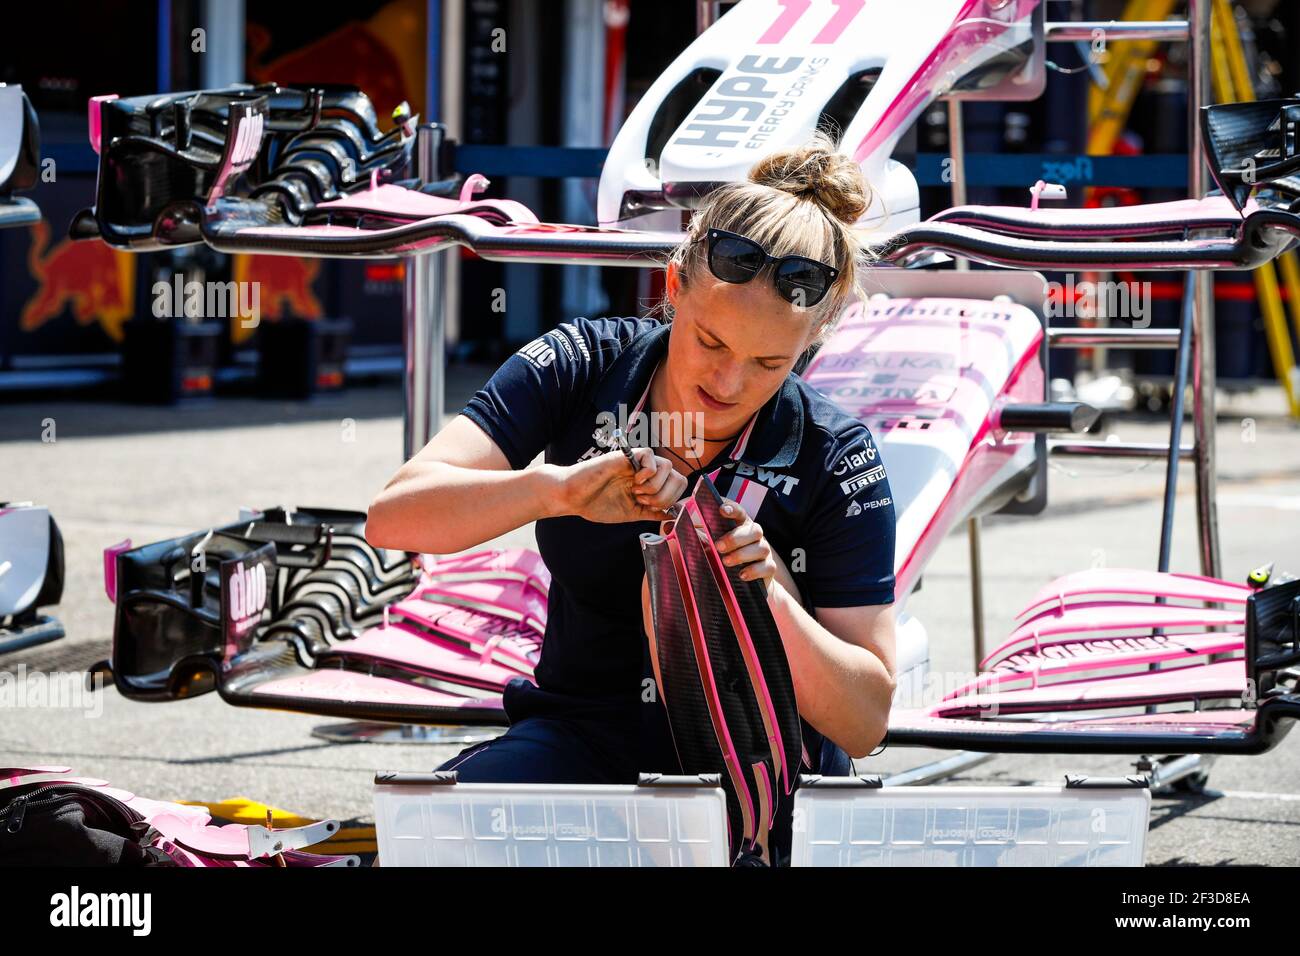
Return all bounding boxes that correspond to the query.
[805,295,1044,599]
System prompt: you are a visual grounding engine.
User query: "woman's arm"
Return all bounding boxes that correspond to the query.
[367,416,561,554]
[768,589,896,759]
[367,415,686,555]
[709,499,897,759]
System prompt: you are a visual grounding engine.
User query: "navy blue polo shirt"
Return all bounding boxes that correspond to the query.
[460,316,896,755]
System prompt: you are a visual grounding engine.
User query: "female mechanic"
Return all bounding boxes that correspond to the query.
[366,134,897,863]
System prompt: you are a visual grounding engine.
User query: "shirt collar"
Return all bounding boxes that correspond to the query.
[594,321,804,469]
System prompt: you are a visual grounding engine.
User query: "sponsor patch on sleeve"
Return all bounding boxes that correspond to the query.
[839,464,886,496]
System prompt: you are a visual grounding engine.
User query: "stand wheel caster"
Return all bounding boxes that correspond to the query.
[1171,770,1210,795]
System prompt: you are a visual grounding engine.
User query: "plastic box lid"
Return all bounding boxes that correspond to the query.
[790,778,1151,867]
[373,773,730,867]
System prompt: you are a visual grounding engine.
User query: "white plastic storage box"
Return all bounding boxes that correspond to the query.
[374,772,731,867]
[790,775,1151,867]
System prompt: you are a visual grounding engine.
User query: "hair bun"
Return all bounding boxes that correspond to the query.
[748,132,871,225]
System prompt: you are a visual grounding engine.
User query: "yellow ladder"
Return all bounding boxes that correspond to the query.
[1087,0,1180,157]
[1210,0,1300,417]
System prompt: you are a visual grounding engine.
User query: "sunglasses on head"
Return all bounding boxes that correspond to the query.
[699,228,839,308]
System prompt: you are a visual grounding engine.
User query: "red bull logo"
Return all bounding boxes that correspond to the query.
[230,254,323,344]
[21,222,137,341]
[246,0,424,120]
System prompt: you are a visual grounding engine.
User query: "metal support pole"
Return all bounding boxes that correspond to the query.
[1157,273,1196,572]
[946,101,968,255]
[1188,0,1220,577]
[945,97,985,660]
[968,515,985,666]
[403,126,447,460]
[696,0,718,33]
[1045,21,1189,42]
[1050,439,1195,459]
[882,751,993,787]
[199,0,245,87]
[1049,328,1181,348]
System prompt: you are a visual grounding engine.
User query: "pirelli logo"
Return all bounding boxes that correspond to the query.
[840,465,886,495]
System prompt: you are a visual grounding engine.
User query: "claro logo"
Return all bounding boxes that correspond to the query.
[832,441,877,475]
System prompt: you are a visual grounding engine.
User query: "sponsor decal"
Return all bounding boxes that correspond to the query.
[21,221,137,340]
[866,301,1016,323]
[846,496,891,517]
[550,328,576,362]
[840,464,886,495]
[225,560,269,635]
[723,459,800,495]
[830,383,956,403]
[832,440,877,475]
[221,548,274,661]
[517,336,556,370]
[992,635,1178,671]
[671,54,830,153]
[558,323,591,361]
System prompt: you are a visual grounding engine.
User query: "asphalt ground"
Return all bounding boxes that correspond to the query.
[2,373,1298,865]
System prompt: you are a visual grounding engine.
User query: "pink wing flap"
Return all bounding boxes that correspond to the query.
[126,796,212,825]
[949,631,1245,698]
[389,600,540,672]
[931,196,1250,236]
[412,577,547,634]
[248,668,506,710]
[890,705,1258,737]
[0,772,108,790]
[984,601,1246,670]
[1016,569,1251,619]
[932,660,1245,718]
[2,765,73,782]
[419,548,551,594]
[323,622,526,690]
[312,183,539,224]
[146,812,257,858]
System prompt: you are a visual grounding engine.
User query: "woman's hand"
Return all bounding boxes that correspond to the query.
[715,497,783,595]
[557,448,687,523]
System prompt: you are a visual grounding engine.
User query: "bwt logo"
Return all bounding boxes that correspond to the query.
[1046,274,1152,328]
[50,887,151,936]
[152,274,261,328]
